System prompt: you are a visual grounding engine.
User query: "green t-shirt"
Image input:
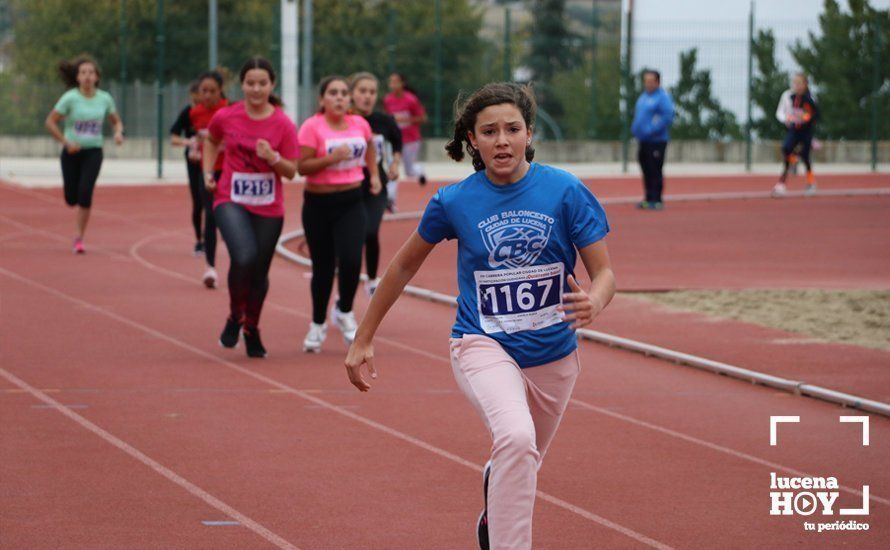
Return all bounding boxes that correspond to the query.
[53,88,117,149]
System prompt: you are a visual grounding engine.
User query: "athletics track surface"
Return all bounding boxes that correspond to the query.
[1,172,888,548]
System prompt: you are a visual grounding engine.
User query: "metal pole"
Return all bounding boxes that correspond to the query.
[589,1,598,138]
[156,0,165,178]
[434,0,443,137]
[386,4,396,75]
[281,0,299,123]
[503,7,511,81]
[119,0,127,126]
[209,0,218,69]
[620,0,632,173]
[872,20,881,172]
[271,2,281,80]
[745,1,754,172]
[301,0,313,124]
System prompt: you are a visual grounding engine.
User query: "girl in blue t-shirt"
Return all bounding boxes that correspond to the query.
[344,82,615,549]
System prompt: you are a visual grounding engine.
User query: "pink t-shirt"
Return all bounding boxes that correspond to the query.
[208,102,300,218]
[298,113,372,185]
[383,91,425,143]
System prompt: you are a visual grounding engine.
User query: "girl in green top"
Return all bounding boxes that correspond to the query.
[45,55,124,254]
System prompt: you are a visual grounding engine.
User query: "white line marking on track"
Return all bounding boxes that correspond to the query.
[0,362,298,550]
[0,266,674,550]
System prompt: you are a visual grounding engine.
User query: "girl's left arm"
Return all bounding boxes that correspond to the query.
[365,138,382,194]
[108,112,124,145]
[558,240,616,329]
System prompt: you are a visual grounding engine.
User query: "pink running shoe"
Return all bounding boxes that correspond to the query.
[73,237,85,254]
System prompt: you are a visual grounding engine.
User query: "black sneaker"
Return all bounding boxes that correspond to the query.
[477,461,491,550]
[243,326,267,358]
[193,241,205,256]
[219,317,242,348]
[419,175,427,186]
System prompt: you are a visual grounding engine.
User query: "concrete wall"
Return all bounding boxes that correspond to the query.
[3,135,888,164]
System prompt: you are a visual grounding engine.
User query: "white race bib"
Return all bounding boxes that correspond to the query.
[393,110,411,129]
[372,134,385,161]
[474,262,564,335]
[325,137,367,171]
[73,119,102,139]
[231,172,276,206]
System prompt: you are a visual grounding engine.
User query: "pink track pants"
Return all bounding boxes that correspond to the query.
[449,334,581,550]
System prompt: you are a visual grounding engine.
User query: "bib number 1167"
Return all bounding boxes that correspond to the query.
[479,274,560,316]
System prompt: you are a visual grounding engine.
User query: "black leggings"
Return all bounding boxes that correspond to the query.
[780,129,813,182]
[61,147,103,208]
[302,188,367,324]
[202,171,220,267]
[185,155,203,242]
[214,202,283,328]
[363,187,388,279]
[638,142,667,203]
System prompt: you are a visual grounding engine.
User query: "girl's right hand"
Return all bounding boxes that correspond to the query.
[64,140,81,154]
[345,339,378,392]
[204,172,216,192]
[331,144,353,162]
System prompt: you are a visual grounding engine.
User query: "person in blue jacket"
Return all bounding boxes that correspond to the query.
[631,69,674,210]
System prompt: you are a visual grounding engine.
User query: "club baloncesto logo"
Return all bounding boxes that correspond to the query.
[478,210,554,269]
[769,416,871,533]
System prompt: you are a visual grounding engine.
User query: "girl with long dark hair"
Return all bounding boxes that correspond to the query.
[203,57,300,358]
[45,55,124,254]
[345,82,614,549]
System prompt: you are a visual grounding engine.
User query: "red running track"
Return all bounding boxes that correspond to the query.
[1,175,888,549]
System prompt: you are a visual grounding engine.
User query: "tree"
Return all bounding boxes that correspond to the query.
[751,29,790,140]
[311,0,489,138]
[9,0,277,85]
[669,48,741,140]
[791,0,890,139]
[524,0,584,122]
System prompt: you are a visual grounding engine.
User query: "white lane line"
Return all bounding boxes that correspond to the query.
[0,266,674,549]
[0,364,298,550]
[13,211,890,512]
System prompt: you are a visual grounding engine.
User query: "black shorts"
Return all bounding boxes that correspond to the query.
[61,147,103,208]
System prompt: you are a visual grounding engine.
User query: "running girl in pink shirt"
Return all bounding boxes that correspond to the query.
[298,76,381,353]
[203,57,300,358]
[383,72,428,210]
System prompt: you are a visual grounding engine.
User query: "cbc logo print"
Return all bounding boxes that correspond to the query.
[769,416,871,533]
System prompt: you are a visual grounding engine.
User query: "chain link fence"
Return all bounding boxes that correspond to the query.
[1,0,886,167]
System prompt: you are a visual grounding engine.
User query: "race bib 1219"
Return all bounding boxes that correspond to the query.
[231,172,275,206]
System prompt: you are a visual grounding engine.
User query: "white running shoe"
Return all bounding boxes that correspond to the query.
[805,183,817,196]
[202,267,218,288]
[771,182,787,198]
[366,278,380,297]
[303,322,327,353]
[331,303,358,344]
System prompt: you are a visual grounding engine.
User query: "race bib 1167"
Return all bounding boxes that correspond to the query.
[474,262,564,335]
[231,172,275,206]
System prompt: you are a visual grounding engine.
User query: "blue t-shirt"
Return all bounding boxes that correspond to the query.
[417,163,609,368]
